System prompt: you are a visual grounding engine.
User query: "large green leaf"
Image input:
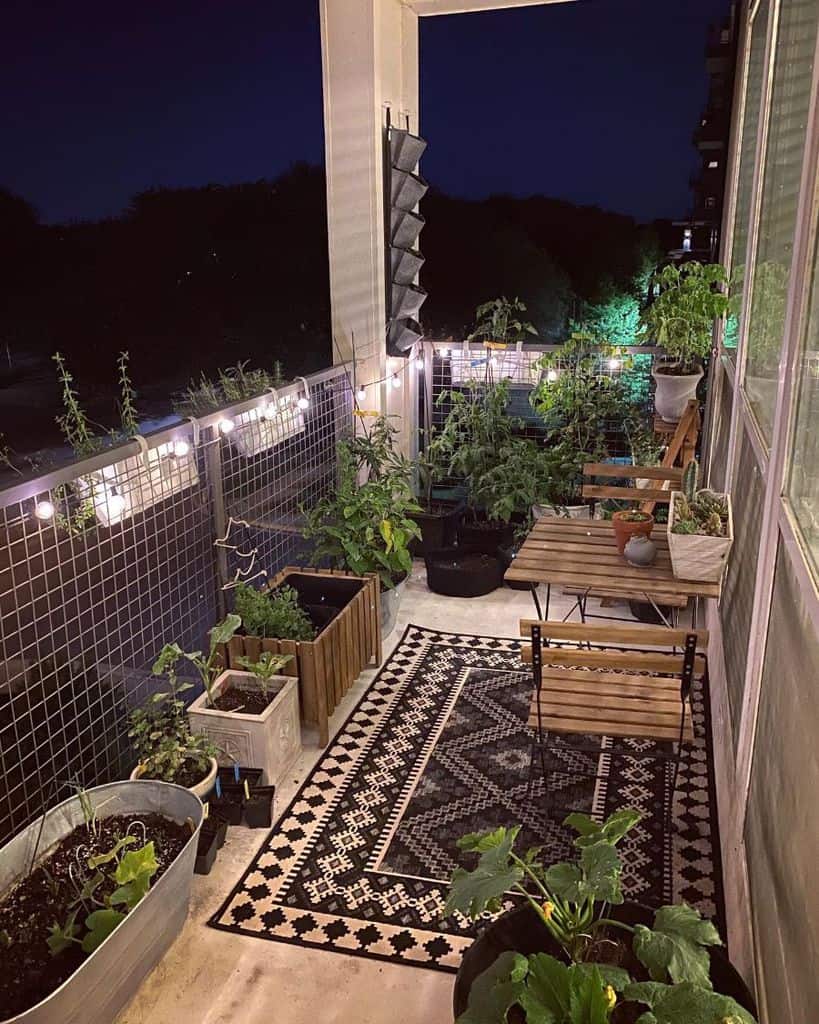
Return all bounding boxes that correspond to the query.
[567,963,611,1024]
[210,613,242,648]
[542,862,584,902]
[633,904,721,988]
[624,981,756,1024]
[82,908,126,954]
[579,842,623,904]
[446,828,524,919]
[572,963,631,993]
[458,827,520,854]
[564,808,642,849]
[456,951,528,1024]
[519,953,573,1022]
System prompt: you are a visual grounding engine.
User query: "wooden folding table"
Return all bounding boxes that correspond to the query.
[504,517,722,626]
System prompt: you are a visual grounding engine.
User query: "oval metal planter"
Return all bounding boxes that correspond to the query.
[1,780,203,1024]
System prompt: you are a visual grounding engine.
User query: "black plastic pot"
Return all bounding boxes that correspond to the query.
[245,786,276,828]
[211,783,244,826]
[457,519,516,554]
[194,827,219,875]
[278,572,364,636]
[409,501,464,556]
[424,546,505,598]
[498,545,535,592]
[217,766,263,789]
[453,903,756,1022]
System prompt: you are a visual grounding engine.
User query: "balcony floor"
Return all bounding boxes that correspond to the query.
[116,568,681,1024]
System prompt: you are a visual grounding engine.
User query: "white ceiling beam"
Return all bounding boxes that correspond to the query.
[407,0,575,17]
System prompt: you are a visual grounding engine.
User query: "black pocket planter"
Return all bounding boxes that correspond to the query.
[195,826,219,875]
[457,518,515,554]
[409,501,464,556]
[244,786,276,828]
[424,546,505,598]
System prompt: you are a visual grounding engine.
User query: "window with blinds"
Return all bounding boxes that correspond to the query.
[744,0,819,443]
[725,0,770,355]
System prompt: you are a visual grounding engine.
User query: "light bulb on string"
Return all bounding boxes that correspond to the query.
[34,499,55,521]
[547,369,558,383]
[607,356,621,371]
[391,374,401,389]
[355,387,366,402]
[438,346,450,358]
[297,395,310,410]
[171,439,190,457]
[219,418,235,435]
[413,355,425,371]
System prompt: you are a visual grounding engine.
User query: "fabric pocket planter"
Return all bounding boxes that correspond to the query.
[244,786,276,829]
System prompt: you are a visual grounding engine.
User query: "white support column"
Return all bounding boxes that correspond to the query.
[319,0,419,456]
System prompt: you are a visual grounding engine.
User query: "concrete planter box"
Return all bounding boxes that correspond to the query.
[222,568,382,748]
[187,670,301,786]
[1,781,202,1024]
[668,490,734,582]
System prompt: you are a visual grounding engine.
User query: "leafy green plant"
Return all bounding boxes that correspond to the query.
[671,461,730,538]
[234,582,316,641]
[628,421,665,467]
[152,614,241,706]
[52,352,101,459]
[469,438,558,525]
[302,442,421,589]
[346,414,411,484]
[639,261,729,373]
[467,296,539,346]
[445,810,755,1023]
[116,350,140,436]
[235,650,294,699]
[173,360,285,415]
[617,509,652,523]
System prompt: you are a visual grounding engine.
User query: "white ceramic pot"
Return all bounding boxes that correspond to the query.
[532,503,591,521]
[652,366,703,422]
[667,490,734,582]
[130,756,218,800]
[187,670,301,786]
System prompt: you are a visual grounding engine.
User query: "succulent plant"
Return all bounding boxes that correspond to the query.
[672,463,729,537]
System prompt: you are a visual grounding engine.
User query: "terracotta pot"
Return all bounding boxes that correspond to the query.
[612,511,654,554]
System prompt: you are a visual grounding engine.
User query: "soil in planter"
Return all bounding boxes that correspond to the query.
[209,683,282,715]
[0,813,190,1020]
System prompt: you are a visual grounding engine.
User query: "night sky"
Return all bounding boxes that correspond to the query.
[2,0,730,226]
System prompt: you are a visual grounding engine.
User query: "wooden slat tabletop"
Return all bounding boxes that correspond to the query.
[505,516,722,601]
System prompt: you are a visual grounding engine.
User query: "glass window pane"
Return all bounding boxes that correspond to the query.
[725,1,770,354]
[744,0,819,442]
[788,226,819,580]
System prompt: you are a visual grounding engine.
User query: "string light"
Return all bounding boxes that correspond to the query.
[438,346,450,358]
[413,355,424,371]
[34,499,55,521]
[355,386,366,402]
[219,418,235,434]
[607,356,621,371]
[297,395,310,410]
[547,369,558,383]
[171,439,190,457]
[107,492,127,519]
[391,374,401,389]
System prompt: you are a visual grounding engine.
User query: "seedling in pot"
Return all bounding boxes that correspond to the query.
[234,650,294,702]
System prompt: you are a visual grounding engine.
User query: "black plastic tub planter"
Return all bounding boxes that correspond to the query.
[453,903,757,1023]
[0,780,202,1024]
[409,500,464,556]
[424,546,505,598]
[457,518,515,554]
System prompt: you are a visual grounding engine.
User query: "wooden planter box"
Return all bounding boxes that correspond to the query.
[668,491,734,582]
[220,567,381,747]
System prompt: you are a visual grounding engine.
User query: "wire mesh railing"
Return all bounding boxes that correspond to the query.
[0,363,353,845]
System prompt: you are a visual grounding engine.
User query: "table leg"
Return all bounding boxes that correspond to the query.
[644,592,674,628]
[530,582,544,621]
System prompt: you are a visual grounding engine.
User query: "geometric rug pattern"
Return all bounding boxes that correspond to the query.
[210,625,724,973]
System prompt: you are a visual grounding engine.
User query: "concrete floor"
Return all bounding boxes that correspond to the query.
[117,568,634,1024]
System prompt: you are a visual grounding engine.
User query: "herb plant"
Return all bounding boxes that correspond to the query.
[639,261,729,373]
[466,296,539,346]
[446,809,756,1024]
[174,360,286,416]
[234,582,316,641]
[152,614,242,706]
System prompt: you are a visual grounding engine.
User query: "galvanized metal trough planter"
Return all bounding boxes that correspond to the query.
[1,780,202,1024]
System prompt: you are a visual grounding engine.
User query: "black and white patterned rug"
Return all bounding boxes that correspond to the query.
[210,625,724,973]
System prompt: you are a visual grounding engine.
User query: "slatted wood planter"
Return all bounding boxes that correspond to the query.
[219,567,381,747]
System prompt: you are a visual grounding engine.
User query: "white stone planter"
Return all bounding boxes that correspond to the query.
[187,670,301,786]
[532,502,591,521]
[667,490,734,582]
[652,366,703,422]
[130,756,218,800]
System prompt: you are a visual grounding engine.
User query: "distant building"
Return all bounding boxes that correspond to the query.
[670,2,739,262]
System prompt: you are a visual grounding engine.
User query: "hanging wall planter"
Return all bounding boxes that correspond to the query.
[388,318,423,354]
[391,207,424,251]
[390,247,424,286]
[391,169,428,211]
[389,127,427,172]
[227,399,305,459]
[390,283,427,321]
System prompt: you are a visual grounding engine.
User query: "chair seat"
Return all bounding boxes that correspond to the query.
[527,668,695,743]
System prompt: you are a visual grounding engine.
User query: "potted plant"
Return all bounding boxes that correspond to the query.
[187,648,300,788]
[0,780,202,1023]
[639,261,729,422]
[611,508,655,554]
[668,460,733,582]
[627,419,666,491]
[446,808,757,1024]
[451,296,540,385]
[302,428,421,636]
[128,617,243,797]
[409,427,464,555]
